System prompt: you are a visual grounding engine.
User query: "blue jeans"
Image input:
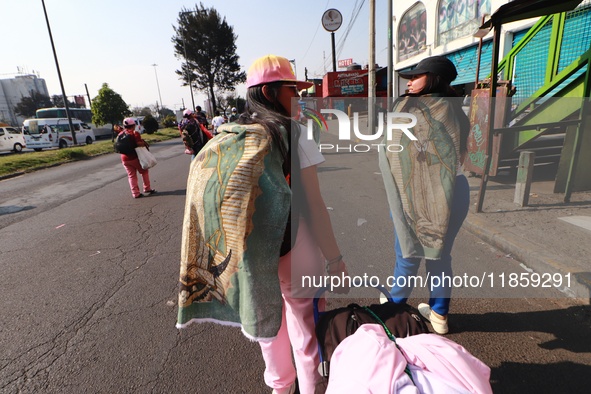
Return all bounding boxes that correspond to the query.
[390,175,470,316]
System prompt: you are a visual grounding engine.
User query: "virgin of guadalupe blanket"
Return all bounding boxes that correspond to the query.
[379,95,461,260]
[177,123,291,341]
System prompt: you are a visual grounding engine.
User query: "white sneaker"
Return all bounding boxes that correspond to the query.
[418,303,448,335]
[272,381,297,394]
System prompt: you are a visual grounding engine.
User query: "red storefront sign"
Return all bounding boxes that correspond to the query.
[338,58,353,68]
[322,70,368,97]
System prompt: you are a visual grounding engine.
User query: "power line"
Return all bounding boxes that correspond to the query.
[335,0,365,59]
[301,0,331,63]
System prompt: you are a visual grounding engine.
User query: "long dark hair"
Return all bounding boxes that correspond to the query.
[402,73,470,154]
[236,82,292,162]
[236,81,304,253]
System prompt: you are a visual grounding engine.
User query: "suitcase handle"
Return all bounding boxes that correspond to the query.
[313,282,394,325]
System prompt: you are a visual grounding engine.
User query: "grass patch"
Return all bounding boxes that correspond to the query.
[0,127,180,178]
[56,149,88,160]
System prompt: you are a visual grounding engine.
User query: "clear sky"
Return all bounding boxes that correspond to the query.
[1,0,388,112]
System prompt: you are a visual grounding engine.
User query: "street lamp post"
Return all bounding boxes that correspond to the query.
[151,63,163,119]
[181,35,195,110]
[40,0,77,144]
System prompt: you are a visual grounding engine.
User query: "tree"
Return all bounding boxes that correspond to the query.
[160,107,175,118]
[132,106,153,117]
[172,3,246,113]
[142,114,159,134]
[225,94,246,113]
[91,83,131,141]
[51,95,77,108]
[14,91,52,118]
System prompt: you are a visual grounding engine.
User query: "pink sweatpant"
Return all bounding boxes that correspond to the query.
[122,157,152,197]
[259,219,326,394]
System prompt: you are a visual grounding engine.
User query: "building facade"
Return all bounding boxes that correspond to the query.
[393,0,539,95]
[0,74,49,126]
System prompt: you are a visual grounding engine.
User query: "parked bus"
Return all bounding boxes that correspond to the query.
[35,108,111,139]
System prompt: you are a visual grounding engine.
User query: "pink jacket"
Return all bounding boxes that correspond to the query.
[326,324,492,394]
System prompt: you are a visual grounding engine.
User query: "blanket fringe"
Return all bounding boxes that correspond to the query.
[176,318,277,343]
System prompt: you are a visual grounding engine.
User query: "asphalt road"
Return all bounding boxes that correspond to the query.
[1,135,590,393]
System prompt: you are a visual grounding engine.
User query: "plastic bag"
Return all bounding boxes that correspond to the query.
[135,146,157,169]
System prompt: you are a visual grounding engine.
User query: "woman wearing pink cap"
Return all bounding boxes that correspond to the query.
[177,55,348,394]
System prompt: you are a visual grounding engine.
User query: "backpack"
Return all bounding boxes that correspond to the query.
[315,301,429,378]
[113,132,136,155]
[181,119,204,153]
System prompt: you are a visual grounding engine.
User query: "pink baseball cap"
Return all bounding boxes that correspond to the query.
[123,117,136,127]
[246,55,313,90]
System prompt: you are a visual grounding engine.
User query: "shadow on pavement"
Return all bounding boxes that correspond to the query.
[0,205,36,216]
[490,361,591,393]
[452,304,591,353]
[145,189,186,197]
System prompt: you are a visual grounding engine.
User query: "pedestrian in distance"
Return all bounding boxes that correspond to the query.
[211,110,225,136]
[229,107,239,122]
[379,55,470,335]
[177,54,349,394]
[194,105,209,128]
[116,118,156,199]
[178,109,211,160]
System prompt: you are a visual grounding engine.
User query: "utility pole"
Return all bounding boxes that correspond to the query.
[289,59,297,79]
[41,0,76,144]
[387,0,393,109]
[180,10,205,110]
[368,0,376,134]
[84,83,92,109]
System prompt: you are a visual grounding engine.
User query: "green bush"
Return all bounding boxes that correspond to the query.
[163,115,177,128]
[143,114,159,134]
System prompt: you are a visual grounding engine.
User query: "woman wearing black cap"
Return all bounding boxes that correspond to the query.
[379,55,470,335]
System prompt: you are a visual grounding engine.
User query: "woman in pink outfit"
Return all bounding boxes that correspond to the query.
[242,55,349,394]
[117,118,156,199]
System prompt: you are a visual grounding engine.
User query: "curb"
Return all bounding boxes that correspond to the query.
[463,212,591,301]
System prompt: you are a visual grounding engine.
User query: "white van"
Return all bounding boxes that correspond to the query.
[23,118,96,149]
[21,120,53,151]
[129,117,145,134]
[0,126,26,153]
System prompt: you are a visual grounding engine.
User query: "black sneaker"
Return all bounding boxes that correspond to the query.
[134,194,144,199]
[145,189,156,196]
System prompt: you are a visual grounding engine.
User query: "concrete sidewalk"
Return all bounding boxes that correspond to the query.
[462,165,591,301]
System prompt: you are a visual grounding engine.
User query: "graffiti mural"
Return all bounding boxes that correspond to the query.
[398,3,427,61]
[438,0,491,46]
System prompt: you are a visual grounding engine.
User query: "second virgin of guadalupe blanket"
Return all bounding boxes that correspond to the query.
[379,95,461,260]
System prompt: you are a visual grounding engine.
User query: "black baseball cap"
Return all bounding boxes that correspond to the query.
[398,56,458,84]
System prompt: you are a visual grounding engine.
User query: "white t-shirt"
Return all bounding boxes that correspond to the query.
[297,125,324,169]
[212,116,225,129]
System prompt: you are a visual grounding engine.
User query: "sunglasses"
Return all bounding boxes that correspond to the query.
[282,84,300,95]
